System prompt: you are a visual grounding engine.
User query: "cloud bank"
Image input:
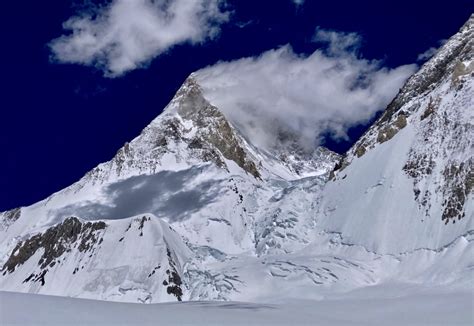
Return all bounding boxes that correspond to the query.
[196,29,417,150]
[50,0,228,77]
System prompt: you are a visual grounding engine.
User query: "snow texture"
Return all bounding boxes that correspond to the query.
[1,285,473,326]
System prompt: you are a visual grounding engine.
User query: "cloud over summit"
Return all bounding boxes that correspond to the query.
[49,1,418,152]
[196,30,417,150]
[50,0,228,77]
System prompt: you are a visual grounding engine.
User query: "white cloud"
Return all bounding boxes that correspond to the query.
[50,0,228,77]
[313,28,361,55]
[292,0,305,5]
[195,30,417,150]
[417,39,447,61]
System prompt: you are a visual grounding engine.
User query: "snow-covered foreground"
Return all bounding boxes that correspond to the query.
[1,285,472,326]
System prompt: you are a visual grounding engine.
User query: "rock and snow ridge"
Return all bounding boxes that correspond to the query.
[1,214,190,303]
[0,15,473,306]
[320,14,474,254]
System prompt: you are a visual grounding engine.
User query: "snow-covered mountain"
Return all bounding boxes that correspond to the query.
[0,69,339,302]
[0,15,472,306]
[318,14,474,254]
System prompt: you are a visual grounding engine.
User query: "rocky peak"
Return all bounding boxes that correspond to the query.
[83,76,262,183]
[173,76,262,178]
[169,76,340,179]
[170,76,217,117]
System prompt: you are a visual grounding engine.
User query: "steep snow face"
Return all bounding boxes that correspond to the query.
[0,214,191,303]
[318,15,474,254]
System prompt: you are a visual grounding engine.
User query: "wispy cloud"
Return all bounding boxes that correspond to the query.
[196,29,417,150]
[313,28,361,55]
[417,39,447,61]
[49,0,229,77]
[292,0,305,5]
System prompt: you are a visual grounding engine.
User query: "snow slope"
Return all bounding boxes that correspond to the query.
[1,285,473,326]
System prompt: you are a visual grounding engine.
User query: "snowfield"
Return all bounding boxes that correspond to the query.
[1,285,472,326]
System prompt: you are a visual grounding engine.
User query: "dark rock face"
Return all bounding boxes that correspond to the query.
[354,145,366,158]
[78,221,107,251]
[420,97,439,121]
[163,248,183,301]
[403,154,436,180]
[138,215,150,236]
[165,270,183,301]
[176,78,261,179]
[442,160,474,224]
[376,113,407,144]
[2,217,106,277]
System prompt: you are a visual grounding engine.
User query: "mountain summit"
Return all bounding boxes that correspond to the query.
[0,70,339,302]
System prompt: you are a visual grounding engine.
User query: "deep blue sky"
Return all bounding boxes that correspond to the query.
[1,0,472,211]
